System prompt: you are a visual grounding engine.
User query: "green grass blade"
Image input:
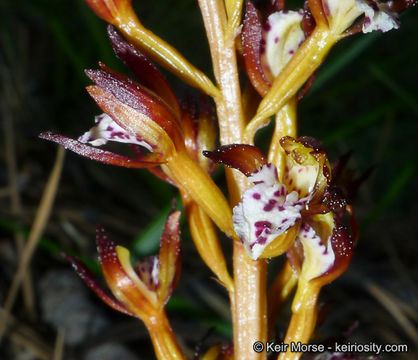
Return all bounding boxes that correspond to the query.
[364,163,417,228]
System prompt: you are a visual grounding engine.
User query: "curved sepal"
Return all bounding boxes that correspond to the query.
[181,95,217,174]
[39,132,163,168]
[107,25,181,118]
[157,210,182,305]
[242,0,272,96]
[86,85,177,158]
[63,253,135,316]
[86,66,183,150]
[96,226,156,317]
[312,223,354,286]
[203,144,267,176]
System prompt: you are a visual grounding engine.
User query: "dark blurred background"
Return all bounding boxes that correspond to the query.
[0,0,417,359]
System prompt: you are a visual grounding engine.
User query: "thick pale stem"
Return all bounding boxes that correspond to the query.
[268,98,298,179]
[146,311,186,360]
[233,243,267,359]
[277,282,320,360]
[198,1,267,358]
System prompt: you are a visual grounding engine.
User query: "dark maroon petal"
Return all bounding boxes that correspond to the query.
[63,253,135,316]
[296,136,324,151]
[85,66,183,145]
[203,144,267,176]
[346,205,359,245]
[388,0,418,13]
[107,25,181,118]
[96,225,155,314]
[322,186,347,214]
[302,1,316,37]
[298,71,317,101]
[157,211,182,304]
[39,132,164,168]
[148,166,177,186]
[272,0,285,11]
[242,0,271,96]
[181,96,199,162]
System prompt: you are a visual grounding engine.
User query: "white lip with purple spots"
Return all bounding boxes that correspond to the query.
[79,113,153,151]
[233,164,307,260]
[355,0,400,33]
[326,0,399,34]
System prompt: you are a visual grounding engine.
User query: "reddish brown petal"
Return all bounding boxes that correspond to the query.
[39,132,164,168]
[203,144,267,176]
[302,1,316,37]
[63,253,135,316]
[322,186,347,214]
[128,144,176,185]
[272,0,286,11]
[313,224,354,286]
[96,226,155,315]
[346,205,359,245]
[86,85,178,156]
[157,211,182,304]
[181,96,199,163]
[107,25,181,118]
[388,0,418,13]
[242,0,271,96]
[85,66,183,147]
[196,97,217,174]
[298,72,317,101]
[181,94,217,173]
[148,167,177,186]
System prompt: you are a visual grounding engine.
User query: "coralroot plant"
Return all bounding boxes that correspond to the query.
[40,0,416,359]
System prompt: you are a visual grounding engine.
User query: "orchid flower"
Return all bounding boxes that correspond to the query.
[205,136,337,260]
[243,0,405,142]
[65,211,185,359]
[205,136,355,359]
[40,25,234,239]
[40,25,234,293]
[242,0,306,97]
